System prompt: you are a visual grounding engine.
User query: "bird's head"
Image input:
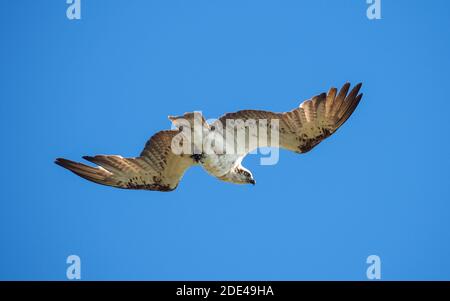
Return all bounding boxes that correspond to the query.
[218,165,255,185]
[233,166,256,185]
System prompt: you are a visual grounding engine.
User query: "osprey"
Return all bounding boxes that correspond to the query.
[56,83,363,191]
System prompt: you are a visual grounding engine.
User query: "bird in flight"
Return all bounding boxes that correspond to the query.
[56,82,363,192]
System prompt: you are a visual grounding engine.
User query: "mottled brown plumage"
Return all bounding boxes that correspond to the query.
[56,131,193,191]
[217,82,363,154]
[56,83,363,191]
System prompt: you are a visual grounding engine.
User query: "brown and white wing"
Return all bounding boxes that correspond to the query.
[55,130,194,191]
[216,82,363,154]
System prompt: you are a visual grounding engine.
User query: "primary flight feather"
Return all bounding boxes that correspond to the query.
[55,82,363,191]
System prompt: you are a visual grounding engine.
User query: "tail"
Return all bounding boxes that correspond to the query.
[55,158,116,187]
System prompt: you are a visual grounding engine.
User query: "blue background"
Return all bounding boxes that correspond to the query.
[1,0,449,280]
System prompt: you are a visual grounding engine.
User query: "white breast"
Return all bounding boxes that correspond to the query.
[201,153,240,178]
[200,129,240,177]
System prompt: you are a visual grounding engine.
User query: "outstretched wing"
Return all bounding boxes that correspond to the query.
[55,130,194,191]
[216,82,363,154]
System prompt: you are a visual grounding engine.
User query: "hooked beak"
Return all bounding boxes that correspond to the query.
[249,179,256,185]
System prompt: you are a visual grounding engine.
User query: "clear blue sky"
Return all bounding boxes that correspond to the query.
[1,0,449,280]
